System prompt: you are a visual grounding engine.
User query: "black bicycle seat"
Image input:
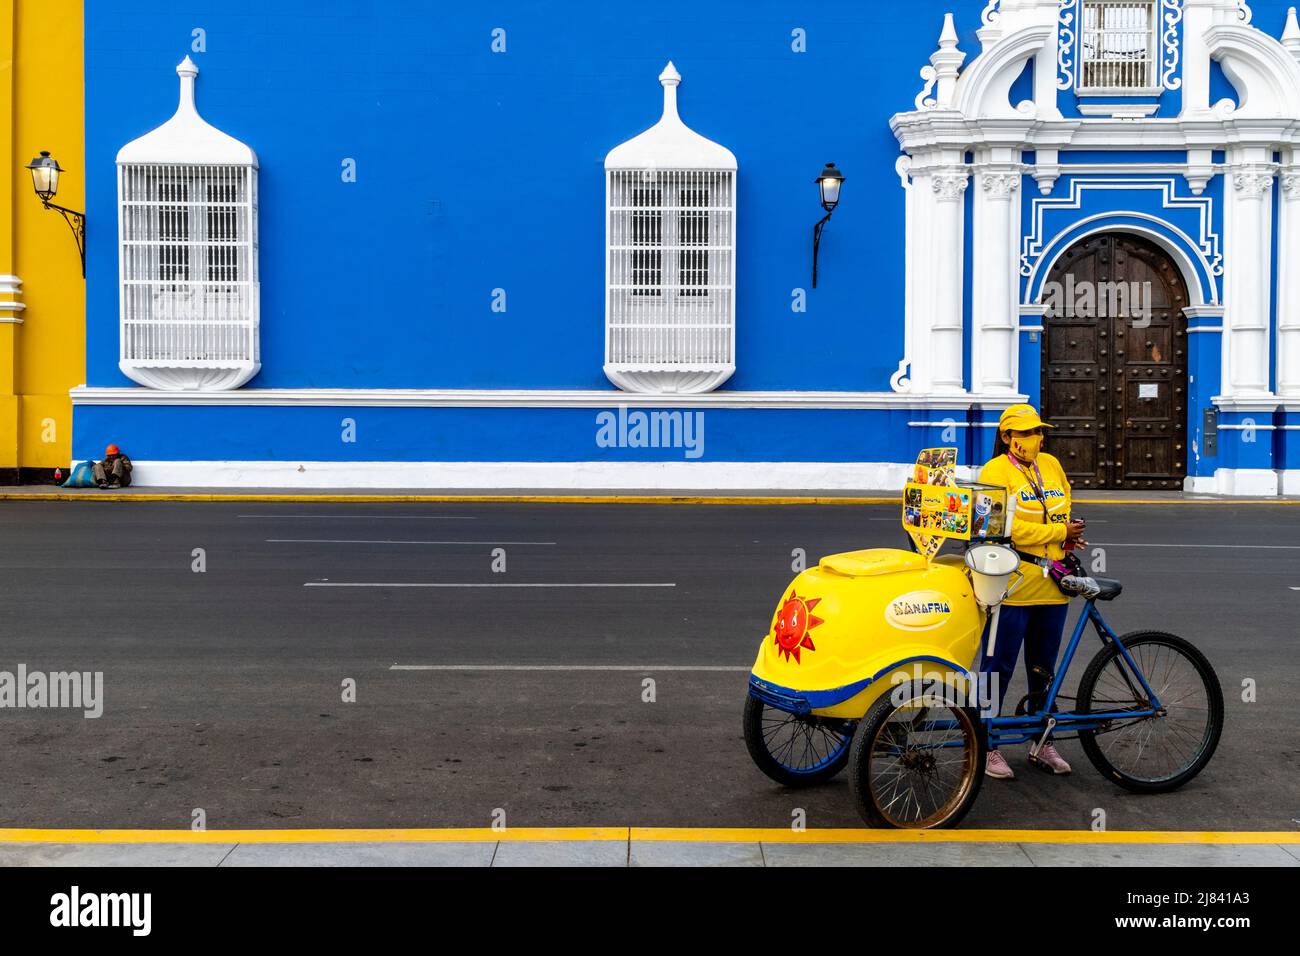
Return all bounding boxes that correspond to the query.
[1093,577,1123,601]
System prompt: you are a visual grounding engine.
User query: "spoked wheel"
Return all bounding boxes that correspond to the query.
[1078,631,1223,793]
[743,696,852,787]
[848,681,985,829]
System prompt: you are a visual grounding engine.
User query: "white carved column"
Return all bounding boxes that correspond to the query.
[1278,169,1300,398]
[1223,163,1275,397]
[929,167,970,394]
[971,167,1021,394]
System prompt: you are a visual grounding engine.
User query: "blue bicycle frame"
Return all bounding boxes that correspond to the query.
[983,597,1163,747]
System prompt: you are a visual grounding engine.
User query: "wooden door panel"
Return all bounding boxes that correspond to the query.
[1124,435,1177,479]
[1050,434,1099,477]
[1045,378,1098,420]
[1125,377,1173,420]
[1042,233,1189,490]
[1122,325,1174,365]
[1048,325,1100,364]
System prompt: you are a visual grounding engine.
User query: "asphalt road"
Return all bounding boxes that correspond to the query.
[0,499,1296,831]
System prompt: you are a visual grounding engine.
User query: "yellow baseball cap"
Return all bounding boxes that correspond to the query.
[998,403,1055,432]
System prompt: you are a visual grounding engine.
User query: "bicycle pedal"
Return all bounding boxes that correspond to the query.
[1026,752,1056,775]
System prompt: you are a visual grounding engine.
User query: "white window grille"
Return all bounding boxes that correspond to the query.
[1078,1,1158,92]
[604,63,737,394]
[116,57,260,391]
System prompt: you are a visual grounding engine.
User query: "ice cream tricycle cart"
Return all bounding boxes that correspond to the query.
[744,449,1223,828]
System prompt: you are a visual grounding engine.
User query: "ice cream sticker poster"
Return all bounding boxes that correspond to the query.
[904,484,972,539]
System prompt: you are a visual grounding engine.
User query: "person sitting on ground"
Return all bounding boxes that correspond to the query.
[93,444,133,489]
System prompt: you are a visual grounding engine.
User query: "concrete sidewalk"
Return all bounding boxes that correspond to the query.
[2,832,1297,867]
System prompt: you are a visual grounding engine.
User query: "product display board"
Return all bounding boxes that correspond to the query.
[902,448,1011,560]
[967,481,1012,542]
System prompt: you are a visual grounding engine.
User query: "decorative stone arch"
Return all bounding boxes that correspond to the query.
[1027,215,1218,309]
[953,25,1054,118]
[1206,23,1300,116]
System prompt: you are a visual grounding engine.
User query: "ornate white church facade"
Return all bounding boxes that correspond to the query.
[892,0,1300,494]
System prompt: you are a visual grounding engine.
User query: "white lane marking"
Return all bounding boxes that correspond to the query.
[390,664,748,671]
[305,582,676,588]
[1091,542,1300,550]
[238,514,476,520]
[269,539,555,546]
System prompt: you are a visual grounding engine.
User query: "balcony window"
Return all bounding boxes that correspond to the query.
[604,63,737,394]
[115,57,260,391]
[1078,1,1158,93]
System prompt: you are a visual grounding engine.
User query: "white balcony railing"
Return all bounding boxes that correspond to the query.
[1078,1,1158,92]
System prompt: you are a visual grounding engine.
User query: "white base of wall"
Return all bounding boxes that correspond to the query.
[1184,469,1282,496]
[121,461,1297,495]
[127,460,988,491]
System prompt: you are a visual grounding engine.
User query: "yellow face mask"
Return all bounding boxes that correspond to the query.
[1010,434,1044,463]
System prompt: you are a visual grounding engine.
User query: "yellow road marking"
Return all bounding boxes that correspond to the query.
[1,493,1296,506]
[631,828,1300,845]
[0,828,625,844]
[0,827,1295,845]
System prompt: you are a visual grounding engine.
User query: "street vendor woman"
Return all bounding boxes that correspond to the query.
[977,404,1087,781]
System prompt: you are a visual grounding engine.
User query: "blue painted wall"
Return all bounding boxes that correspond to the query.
[79,1,1300,482]
[73,403,943,464]
[84,0,987,393]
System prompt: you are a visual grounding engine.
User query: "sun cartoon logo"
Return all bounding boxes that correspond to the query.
[773,590,824,664]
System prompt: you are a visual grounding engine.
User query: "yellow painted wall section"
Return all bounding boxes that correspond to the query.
[1,0,83,473]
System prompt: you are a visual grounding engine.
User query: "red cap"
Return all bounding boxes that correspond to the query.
[105,444,120,456]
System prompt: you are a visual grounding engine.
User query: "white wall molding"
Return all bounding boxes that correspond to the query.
[115,460,946,491]
[69,386,1030,411]
[0,275,25,324]
[1186,467,1280,496]
[1209,394,1280,412]
[1076,103,1162,118]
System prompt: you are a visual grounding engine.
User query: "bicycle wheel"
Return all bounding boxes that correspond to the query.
[1077,631,1223,794]
[847,681,985,828]
[743,695,852,788]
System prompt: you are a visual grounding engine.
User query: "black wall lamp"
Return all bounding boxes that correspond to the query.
[25,151,86,277]
[811,162,844,289]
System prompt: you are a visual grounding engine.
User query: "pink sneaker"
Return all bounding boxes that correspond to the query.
[1034,742,1072,775]
[985,750,1015,780]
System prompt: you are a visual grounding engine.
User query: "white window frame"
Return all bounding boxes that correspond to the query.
[1075,0,1163,97]
[603,62,738,394]
[115,57,260,391]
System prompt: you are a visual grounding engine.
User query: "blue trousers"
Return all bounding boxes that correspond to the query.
[980,603,1069,749]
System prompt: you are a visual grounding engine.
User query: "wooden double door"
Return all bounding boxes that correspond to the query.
[1041,233,1189,490]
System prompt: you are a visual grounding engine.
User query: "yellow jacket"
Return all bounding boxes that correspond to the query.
[977,452,1073,606]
